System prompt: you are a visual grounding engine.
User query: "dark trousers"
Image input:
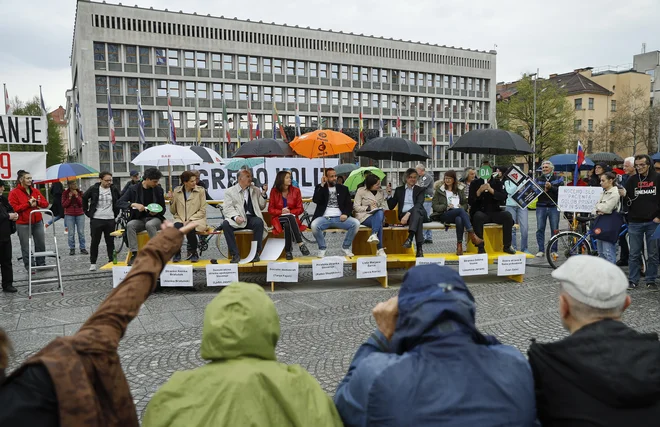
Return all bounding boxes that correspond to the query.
[400,206,424,244]
[174,222,197,253]
[619,233,629,263]
[90,218,115,264]
[222,215,264,257]
[278,216,303,251]
[472,210,514,248]
[0,240,13,288]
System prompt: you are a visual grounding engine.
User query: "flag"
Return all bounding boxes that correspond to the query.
[107,89,116,145]
[338,102,343,133]
[195,88,201,144]
[412,107,419,143]
[39,85,47,116]
[317,102,322,130]
[136,90,145,147]
[396,110,401,137]
[75,94,84,142]
[359,109,364,147]
[465,104,470,133]
[448,116,454,147]
[295,102,301,136]
[273,104,287,142]
[431,109,437,149]
[237,123,241,149]
[167,91,177,144]
[3,84,12,114]
[247,88,254,141]
[378,105,383,138]
[574,140,585,186]
[222,96,230,146]
[255,123,261,138]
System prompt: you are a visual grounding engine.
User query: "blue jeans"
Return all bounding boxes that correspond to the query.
[438,208,473,243]
[506,206,529,252]
[628,221,659,284]
[597,239,617,264]
[362,210,385,249]
[423,200,433,240]
[46,215,62,226]
[311,216,361,250]
[65,215,86,250]
[536,206,559,252]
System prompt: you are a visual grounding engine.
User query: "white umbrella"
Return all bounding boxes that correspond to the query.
[132,144,204,190]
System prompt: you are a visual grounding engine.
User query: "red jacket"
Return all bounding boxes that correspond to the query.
[268,186,307,235]
[61,189,84,216]
[8,186,49,224]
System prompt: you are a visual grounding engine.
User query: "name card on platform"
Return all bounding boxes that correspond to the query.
[497,254,526,276]
[356,257,387,279]
[312,257,345,280]
[112,266,132,288]
[206,264,239,287]
[415,257,446,266]
[159,265,193,287]
[458,254,488,276]
[267,262,299,283]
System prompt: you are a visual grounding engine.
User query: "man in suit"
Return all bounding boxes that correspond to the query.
[222,169,268,263]
[311,168,360,258]
[386,168,427,258]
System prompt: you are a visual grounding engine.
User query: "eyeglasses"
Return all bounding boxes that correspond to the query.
[635,164,649,169]
[102,179,113,182]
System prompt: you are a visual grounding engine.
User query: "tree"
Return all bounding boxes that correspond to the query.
[9,96,65,166]
[497,76,576,169]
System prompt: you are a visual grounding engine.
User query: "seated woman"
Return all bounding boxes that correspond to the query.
[268,170,311,260]
[431,170,483,255]
[353,174,388,257]
[170,170,207,262]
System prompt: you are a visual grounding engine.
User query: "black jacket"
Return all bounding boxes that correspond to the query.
[49,182,64,217]
[528,319,660,427]
[312,183,353,220]
[82,183,121,219]
[120,179,140,197]
[118,182,166,221]
[624,170,660,223]
[387,185,427,220]
[468,178,507,215]
[0,195,16,241]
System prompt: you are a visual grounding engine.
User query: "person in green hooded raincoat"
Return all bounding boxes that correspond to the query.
[142,282,343,427]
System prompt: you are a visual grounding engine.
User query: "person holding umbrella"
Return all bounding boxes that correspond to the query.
[354,173,388,257]
[416,164,435,244]
[386,168,427,258]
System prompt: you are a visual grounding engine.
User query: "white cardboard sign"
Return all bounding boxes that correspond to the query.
[356,257,387,279]
[159,265,194,287]
[266,262,299,282]
[497,254,527,276]
[0,115,48,145]
[415,257,446,266]
[112,266,132,288]
[558,186,603,213]
[205,263,239,287]
[459,254,489,276]
[0,152,47,181]
[312,257,345,280]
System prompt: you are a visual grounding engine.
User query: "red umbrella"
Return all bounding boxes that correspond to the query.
[612,168,624,175]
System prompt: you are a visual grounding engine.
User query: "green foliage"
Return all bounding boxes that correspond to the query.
[8,96,65,166]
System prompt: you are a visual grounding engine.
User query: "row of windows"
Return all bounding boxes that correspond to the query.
[574,97,617,112]
[574,119,595,132]
[90,14,492,69]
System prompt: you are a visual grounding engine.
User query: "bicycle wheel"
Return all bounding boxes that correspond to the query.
[214,233,229,259]
[546,231,592,269]
[300,213,317,244]
[113,221,126,255]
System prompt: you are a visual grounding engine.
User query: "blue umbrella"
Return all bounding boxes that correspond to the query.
[546,154,595,172]
[651,153,660,162]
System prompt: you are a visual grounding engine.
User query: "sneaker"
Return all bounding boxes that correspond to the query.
[317,249,326,258]
[2,285,17,293]
[367,234,380,244]
[376,248,386,257]
[63,228,68,235]
[69,249,75,256]
[628,281,638,290]
[80,249,88,255]
[127,252,137,266]
[89,264,97,271]
[342,248,355,257]
[188,252,199,263]
[616,260,628,267]
[173,252,182,263]
[44,223,50,229]
[503,247,516,255]
[647,283,659,292]
[535,251,544,257]
[423,239,433,244]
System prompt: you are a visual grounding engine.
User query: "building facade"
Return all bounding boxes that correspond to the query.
[69,0,496,183]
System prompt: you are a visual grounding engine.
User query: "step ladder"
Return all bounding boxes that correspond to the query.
[28,209,64,299]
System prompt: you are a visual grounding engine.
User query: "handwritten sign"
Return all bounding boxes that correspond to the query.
[312,257,344,280]
[459,254,488,276]
[415,257,446,266]
[558,186,603,213]
[512,178,543,209]
[205,264,239,287]
[356,257,387,279]
[266,262,299,282]
[159,265,193,287]
[497,254,527,276]
[112,266,132,288]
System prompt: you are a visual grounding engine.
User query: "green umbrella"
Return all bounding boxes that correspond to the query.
[225,157,265,170]
[344,167,386,192]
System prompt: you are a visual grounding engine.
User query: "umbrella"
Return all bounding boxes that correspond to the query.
[334,163,359,175]
[132,144,204,191]
[233,138,294,158]
[225,157,265,171]
[290,130,357,159]
[651,153,660,162]
[587,152,624,165]
[190,146,224,164]
[547,154,594,172]
[344,167,386,192]
[39,163,99,184]
[355,137,429,162]
[449,129,534,155]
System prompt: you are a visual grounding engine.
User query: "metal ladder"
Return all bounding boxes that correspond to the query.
[28,209,64,299]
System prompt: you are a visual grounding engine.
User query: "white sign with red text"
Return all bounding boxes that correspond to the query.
[0,152,47,181]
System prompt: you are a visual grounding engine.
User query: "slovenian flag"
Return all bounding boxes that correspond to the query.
[574,140,585,185]
[167,93,177,144]
[107,90,116,145]
[255,123,261,138]
[448,116,454,147]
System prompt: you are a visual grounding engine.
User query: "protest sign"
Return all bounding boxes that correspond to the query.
[558,186,603,213]
[512,178,544,209]
[0,152,47,180]
[0,115,48,145]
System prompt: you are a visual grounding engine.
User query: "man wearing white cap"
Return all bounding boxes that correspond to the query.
[528,256,660,426]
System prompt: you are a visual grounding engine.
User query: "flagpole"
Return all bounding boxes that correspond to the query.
[3,83,9,152]
[40,85,47,165]
[195,88,200,145]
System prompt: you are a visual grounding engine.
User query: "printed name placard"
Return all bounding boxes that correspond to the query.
[159,265,193,287]
[415,257,446,266]
[458,254,488,276]
[206,263,239,287]
[497,254,527,276]
[266,262,299,282]
[558,186,603,213]
[112,266,132,288]
[312,257,344,280]
[356,257,387,279]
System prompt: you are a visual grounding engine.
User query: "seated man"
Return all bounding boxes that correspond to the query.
[468,170,516,254]
[528,256,660,426]
[386,168,427,258]
[334,264,536,426]
[311,168,360,258]
[118,167,166,265]
[222,169,268,263]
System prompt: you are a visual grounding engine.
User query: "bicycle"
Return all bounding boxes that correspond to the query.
[110,209,131,255]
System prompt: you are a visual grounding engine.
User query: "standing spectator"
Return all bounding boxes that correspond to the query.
[9,171,49,272]
[353,174,389,257]
[589,163,610,187]
[593,172,624,264]
[62,180,87,256]
[120,170,140,197]
[83,172,121,271]
[169,171,207,263]
[386,168,428,258]
[416,164,434,244]
[0,180,18,293]
[624,154,660,291]
[534,161,564,257]
[118,168,166,266]
[268,170,311,260]
[504,177,530,254]
[617,157,636,266]
[45,181,64,232]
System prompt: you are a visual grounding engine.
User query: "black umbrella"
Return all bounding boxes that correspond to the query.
[448,129,533,155]
[189,145,224,164]
[232,138,294,158]
[356,137,429,162]
[334,163,359,175]
[587,152,624,165]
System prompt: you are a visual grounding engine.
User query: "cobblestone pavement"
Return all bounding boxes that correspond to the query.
[2,212,660,421]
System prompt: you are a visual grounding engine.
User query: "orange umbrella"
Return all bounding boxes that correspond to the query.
[289,130,356,159]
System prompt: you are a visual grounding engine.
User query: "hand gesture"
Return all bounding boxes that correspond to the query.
[387,183,392,195]
[166,191,173,199]
[370,202,377,210]
[544,182,552,190]
[235,216,245,225]
[9,213,18,221]
[282,208,291,214]
[321,176,327,186]
[132,203,145,212]
[261,184,268,195]
[373,297,399,340]
[161,220,199,235]
[340,214,348,222]
[401,213,409,225]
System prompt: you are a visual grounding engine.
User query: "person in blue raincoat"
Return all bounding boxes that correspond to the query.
[334,264,537,427]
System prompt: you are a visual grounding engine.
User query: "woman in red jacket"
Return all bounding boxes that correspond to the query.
[62,180,87,256]
[268,170,311,260]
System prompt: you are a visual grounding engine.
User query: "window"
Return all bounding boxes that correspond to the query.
[320,90,328,105]
[224,84,233,100]
[287,60,295,75]
[263,86,272,102]
[588,98,594,110]
[211,83,222,99]
[250,86,258,101]
[238,56,247,72]
[125,46,137,63]
[139,47,150,64]
[127,78,138,95]
[452,76,457,89]
[223,54,233,71]
[157,80,167,97]
[361,67,368,82]
[381,69,388,83]
[381,94,388,108]
[167,49,179,67]
[310,89,318,104]
[372,68,379,83]
[610,120,615,132]
[263,58,272,73]
[287,87,296,103]
[298,88,306,104]
[588,119,594,131]
[341,65,348,80]
[297,61,305,76]
[574,98,582,110]
[107,44,119,62]
[352,66,359,81]
[274,87,283,103]
[418,73,424,87]
[331,64,339,79]
[459,77,465,90]
[156,49,166,65]
[444,75,449,88]
[371,94,378,108]
[310,62,318,77]
[97,108,108,127]
[169,81,179,97]
[237,85,247,101]
[108,77,120,95]
[575,119,582,131]
[611,100,616,112]
[185,82,195,98]
[197,52,206,69]
[212,53,221,69]
[352,92,359,107]
[409,72,415,86]
[184,51,195,68]
[249,57,257,72]
[361,93,368,108]
[273,59,282,74]
[319,63,327,78]
[427,74,433,87]
[140,79,151,96]
[94,42,105,61]
[331,91,339,105]
[341,92,349,106]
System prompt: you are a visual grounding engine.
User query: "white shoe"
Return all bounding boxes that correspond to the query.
[317,250,326,258]
[535,251,544,257]
[342,248,355,257]
[367,234,380,244]
[376,248,386,257]
[63,228,68,235]
[89,264,97,271]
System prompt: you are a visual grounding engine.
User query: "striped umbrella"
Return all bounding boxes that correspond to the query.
[38,162,99,183]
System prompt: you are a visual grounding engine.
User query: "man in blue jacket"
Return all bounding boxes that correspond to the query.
[534,160,563,257]
[334,265,536,427]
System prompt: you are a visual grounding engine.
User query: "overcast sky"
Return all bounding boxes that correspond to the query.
[1,0,658,112]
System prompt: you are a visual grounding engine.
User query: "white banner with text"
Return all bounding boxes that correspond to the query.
[0,151,47,181]
[0,115,48,145]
